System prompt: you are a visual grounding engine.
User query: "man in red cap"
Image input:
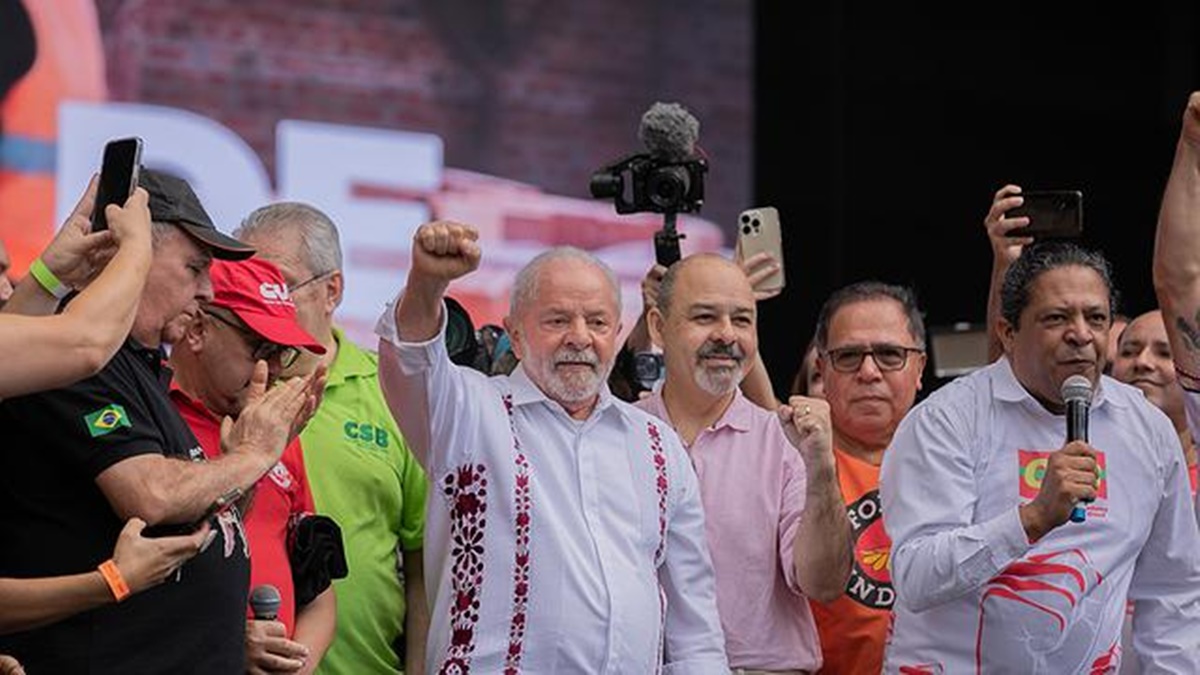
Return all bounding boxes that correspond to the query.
[169,256,338,675]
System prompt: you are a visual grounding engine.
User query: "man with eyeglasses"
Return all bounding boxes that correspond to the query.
[634,253,851,674]
[168,256,337,673]
[234,202,430,675]
[802,280,926,675]
[882,240,1200,672]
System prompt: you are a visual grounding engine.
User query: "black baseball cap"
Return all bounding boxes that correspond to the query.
[139,168,255,261]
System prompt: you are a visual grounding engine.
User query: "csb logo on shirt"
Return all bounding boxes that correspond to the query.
[343,420,390,450]
[1018,449,1108,518]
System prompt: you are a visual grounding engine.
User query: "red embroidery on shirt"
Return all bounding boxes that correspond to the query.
[646,420,669,675]
[647,421,668,564]
[502,394,531,674]
[437,462,489,674]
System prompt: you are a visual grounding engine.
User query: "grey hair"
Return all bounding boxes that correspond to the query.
[814,280,927,350]
[233,202,343,274]
[149,221,175,248]
[509,247,622,317]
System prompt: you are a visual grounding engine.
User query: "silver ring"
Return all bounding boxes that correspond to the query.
[802,405,811,416]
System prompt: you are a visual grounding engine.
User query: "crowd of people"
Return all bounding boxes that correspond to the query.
[5,93,1200,674]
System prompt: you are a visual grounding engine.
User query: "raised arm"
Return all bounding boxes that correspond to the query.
[1154,92,1200,386]
[983,184,1033,363]
[394,221,481,342]
[778,395,852,601]
[0,180,153,397]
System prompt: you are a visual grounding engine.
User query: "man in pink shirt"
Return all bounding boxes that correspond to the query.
[635,253,852,674]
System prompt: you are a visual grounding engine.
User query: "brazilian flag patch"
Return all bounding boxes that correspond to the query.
[84,404,131,438]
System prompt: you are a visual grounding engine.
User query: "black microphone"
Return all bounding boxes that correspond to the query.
[1061,374,1093,523]
[249,584,281,621]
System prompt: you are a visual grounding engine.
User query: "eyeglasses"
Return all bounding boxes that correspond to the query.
[824,344,924,373]
[205,309,301,368]
[290,270,335,293]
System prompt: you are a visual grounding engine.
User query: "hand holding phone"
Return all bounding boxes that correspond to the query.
[736,207,786,294]
[91,137,144,232]
[1006,190,1083,240]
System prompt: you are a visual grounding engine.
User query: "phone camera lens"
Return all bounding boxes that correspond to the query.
[741,225,752,235]
[740,214,752,224]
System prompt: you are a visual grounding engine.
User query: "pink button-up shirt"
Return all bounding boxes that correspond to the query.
[637,389,822,671]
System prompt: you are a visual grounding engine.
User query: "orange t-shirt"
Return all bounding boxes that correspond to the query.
[811,448,893,675]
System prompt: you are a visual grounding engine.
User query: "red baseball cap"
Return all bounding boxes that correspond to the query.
[208,258,326,354]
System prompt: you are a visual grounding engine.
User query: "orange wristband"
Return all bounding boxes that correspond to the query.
[98,559,130,602]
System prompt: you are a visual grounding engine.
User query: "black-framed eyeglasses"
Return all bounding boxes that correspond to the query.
[824,344,924,373]
[204,308,301,368]
[290,270,335,293]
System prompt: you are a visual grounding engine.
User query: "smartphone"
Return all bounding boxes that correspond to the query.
[1007,190,1083,240]
[736,206,785,292]
[90,137,144,232]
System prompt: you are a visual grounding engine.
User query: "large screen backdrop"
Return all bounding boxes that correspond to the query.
[0,0,753,347]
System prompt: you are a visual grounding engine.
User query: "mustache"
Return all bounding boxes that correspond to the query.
[554,348,599,367]
[698,341,745,361]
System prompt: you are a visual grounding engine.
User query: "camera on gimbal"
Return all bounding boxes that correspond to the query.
[589,153,707,216]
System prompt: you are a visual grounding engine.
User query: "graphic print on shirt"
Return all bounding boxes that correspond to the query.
[844,489,894,610]
[976,548,1107,674]
[1019,449,1109,519]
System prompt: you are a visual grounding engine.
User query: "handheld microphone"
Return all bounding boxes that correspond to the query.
[1061,374,1093,523]
[249,584,281,621]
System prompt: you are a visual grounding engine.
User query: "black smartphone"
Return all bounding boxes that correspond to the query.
[90,137,144,232]
[1007,190,1083,239]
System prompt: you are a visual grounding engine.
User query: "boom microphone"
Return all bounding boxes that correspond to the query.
[249,584,281,621]
[1061,374,1093,523]
[638,102,699,162]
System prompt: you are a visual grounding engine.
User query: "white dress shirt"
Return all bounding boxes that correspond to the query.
[376,298,729,674]
[881,358,1200,674]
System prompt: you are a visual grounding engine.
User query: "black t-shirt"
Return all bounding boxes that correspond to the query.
[0,339,249,673]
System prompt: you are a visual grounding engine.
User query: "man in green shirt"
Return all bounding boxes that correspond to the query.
[235,203,429,674]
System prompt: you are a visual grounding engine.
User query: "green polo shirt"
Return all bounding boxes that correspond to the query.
[305,328,428,674]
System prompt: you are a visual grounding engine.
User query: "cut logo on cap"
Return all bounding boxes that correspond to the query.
[258,281,294,306]
[85,404,131,437]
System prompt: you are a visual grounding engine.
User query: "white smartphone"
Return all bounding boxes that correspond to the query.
[736,206,785,293]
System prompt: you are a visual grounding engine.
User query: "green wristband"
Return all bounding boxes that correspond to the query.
[29,257,70,300]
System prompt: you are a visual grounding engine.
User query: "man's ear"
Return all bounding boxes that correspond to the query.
[324,271,345,314]
[182,314,208,353]
[997,316,1017,356]
[502,315,523,360]
[647,308,666,349]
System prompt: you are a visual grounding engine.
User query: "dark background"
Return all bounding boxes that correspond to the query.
[754,2,1200,399]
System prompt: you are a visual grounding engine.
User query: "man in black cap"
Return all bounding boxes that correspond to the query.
[0,168,325,673]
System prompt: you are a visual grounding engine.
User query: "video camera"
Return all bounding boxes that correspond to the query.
[590,102,707,266]
[589,153,706,216]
